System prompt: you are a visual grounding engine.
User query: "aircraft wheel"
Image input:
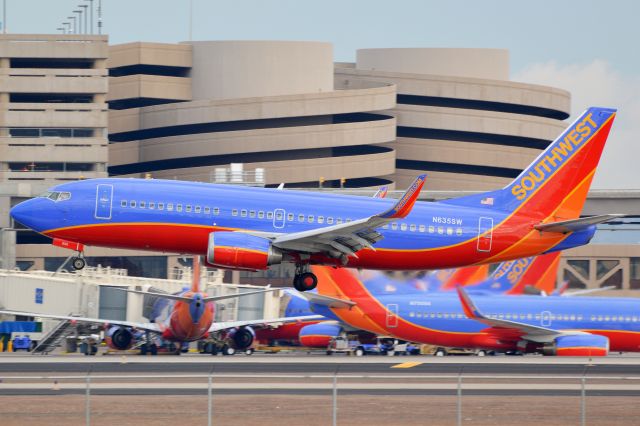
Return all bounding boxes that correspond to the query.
[293,275,304,292]
[354,347,365,357]
[72,257,86,270]
[222,345,236,356]
[476,350,487,357]
[294,272,317,292]
[434,348,447,357]
[245,348,254,355]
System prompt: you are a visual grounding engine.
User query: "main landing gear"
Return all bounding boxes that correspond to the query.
[293,265,318,292]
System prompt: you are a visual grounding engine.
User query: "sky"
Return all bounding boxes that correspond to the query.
[4,0,639,189]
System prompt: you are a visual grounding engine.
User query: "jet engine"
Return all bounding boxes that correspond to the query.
[227,326,256,350]
[299,322,343,348]
[206,232,283,270]
[542,334,609,356]
[105,326,135,350]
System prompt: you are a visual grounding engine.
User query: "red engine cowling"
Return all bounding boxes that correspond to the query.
[206,232,283,270]
[105,326,136,350]
[543,334,609,356]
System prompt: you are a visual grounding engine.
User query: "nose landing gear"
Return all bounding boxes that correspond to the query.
[71,256,86,270]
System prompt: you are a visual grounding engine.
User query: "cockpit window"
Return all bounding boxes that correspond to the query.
[38,191,71,202]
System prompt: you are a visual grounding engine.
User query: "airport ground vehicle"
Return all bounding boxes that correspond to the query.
[197,337,254,356]
[326,336,418,356]
[11,336,32,351]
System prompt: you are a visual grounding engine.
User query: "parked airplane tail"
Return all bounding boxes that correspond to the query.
[438,264,490,291]
[464,252,561,295]
[446,107,617,221]
[191,256,201,293]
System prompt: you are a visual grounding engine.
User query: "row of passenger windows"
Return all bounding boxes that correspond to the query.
[119,200,464,235]
[121,200,220,215]
[409,311,640,323]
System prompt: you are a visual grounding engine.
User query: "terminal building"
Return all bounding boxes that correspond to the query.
[0,34,109,271]
[0,35,638,293]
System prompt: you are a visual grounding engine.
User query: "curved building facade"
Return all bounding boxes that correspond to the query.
[107,41,397,188]
[336,48,571,190]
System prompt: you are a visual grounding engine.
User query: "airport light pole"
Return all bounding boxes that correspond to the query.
[79,5,88,34]
[63,22,71,34]
[2,0,6,34]
[189,0,193,41]
[57,27,65,34]
[97,0,102,34]
[84,0,94,34]
[74,9,83,34]
[68,16,76,34]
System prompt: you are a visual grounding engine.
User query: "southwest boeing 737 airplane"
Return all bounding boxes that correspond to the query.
[10,107,620,292]
[305,266,640,356]
[258,253,561,349]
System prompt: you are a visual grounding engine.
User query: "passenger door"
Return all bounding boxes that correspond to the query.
[386,303,399,328]
[273,208,286,229]
[477,217,493,252]
[95,184,113,220]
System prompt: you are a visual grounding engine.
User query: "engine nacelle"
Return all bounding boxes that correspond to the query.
[105,326,135,350]
[299,323,343,348]
[227,326,255,350]
[542,334,609,356]
[206,232,283,270]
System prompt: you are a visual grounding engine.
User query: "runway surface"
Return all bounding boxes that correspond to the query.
[1,353,640,376]
[1,354,639,397]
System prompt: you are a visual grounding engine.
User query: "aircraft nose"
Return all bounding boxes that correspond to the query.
[10,198,50,232]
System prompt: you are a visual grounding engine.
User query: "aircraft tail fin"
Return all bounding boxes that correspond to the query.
[438,264,490,291]
[444,107,616,220]
[191,256,201,293]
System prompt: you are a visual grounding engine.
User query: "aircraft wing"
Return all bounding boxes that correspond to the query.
[271,175,425,259]
[456,288,586,343]
[534,214,625,233]
[299,291,356,309]
[0,310,160,333]
[209,314,325,333]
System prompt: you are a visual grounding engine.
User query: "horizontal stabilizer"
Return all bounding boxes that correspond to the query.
[563,286,617,296]
[300,292,356,309]
[534,214,625,234]
[118,287,281,303]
